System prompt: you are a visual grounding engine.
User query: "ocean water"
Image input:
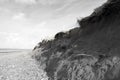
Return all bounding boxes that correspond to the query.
[0,49,31,53]
[0,49,31,56]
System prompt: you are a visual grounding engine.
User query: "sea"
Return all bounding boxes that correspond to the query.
[0,48,31,56]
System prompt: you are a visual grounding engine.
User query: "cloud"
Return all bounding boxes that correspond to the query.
[12,13,25,20]
[11,0,72,5]
[37,0,61,5]
[14,0,36,4]
[0,0,107,49]
[0,0,61,5]
[35,21,47,28]
[55,0,78,11]
[0,32,37,49]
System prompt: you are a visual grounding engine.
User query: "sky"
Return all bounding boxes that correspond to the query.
[0,0,107,49]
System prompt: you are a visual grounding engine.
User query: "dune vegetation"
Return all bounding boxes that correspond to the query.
[32,0,120,80]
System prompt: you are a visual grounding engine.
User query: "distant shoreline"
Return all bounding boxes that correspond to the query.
[0,48,32,50]
[0,49,32,53]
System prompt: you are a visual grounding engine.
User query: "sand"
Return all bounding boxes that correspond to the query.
[0,50,48,80]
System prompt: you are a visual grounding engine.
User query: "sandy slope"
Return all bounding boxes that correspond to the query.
[0,51,48,80]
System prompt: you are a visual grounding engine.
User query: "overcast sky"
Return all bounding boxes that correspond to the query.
[0,0,107,49]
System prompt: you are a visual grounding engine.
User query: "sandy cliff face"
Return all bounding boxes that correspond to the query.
[32,0,120,80]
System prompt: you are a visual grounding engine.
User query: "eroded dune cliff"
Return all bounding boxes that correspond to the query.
[32,0,120,80]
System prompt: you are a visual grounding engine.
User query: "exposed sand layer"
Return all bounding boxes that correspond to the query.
[0,51,48,80]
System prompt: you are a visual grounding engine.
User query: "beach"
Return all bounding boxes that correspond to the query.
[0,49,47,80]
